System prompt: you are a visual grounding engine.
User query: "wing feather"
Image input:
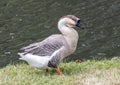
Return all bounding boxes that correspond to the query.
[21,35,65,56]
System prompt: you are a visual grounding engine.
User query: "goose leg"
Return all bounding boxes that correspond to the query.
[46,68,48,72]
[56,67,62,75]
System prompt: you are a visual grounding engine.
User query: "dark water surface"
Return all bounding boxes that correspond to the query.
[0,0,120,67]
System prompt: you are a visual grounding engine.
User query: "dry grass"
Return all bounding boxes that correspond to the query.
[75,68,120,85]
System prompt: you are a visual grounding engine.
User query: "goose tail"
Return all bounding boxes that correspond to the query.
[18,53,25,60]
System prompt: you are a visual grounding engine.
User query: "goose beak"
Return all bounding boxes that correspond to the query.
[76,20,85,29]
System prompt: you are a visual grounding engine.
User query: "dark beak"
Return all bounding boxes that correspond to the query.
[76,20,85,29]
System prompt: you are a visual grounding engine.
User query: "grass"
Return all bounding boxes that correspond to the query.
[0,57,120,85]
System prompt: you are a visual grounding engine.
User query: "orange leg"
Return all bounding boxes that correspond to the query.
[56,67,62,75]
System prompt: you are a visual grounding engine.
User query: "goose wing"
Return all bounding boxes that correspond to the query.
[20,35,66,57]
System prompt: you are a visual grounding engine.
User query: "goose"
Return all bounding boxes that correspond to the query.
[18,15,84,75]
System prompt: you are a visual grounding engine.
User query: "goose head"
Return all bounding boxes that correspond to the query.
[58,15,84,29]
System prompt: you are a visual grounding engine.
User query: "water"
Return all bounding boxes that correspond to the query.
[0,0,120,67]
